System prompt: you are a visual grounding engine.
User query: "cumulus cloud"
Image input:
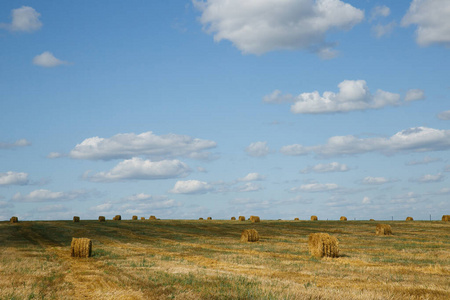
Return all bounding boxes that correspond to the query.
[86,157,190,182]
[405,89,425,101]
[411,173,444,183]
[238,173,266,182]
[0,171,29,186]
[406,156,441,166]
[265,80,402,114]
[12,189,89,202]
[245,141,270,157]
[120,193,181,214]
[0,6,42,32]
[370,5,390,21]
[437,110,450,120]
[235,182,263,192]
[33,52,69,68]
[281,127,450,158]
[372,22,396,38]
[290,183,338,193]
[56,131,216,161]
[280,144,309,156]
[37,204,67,213]
[391,192,422,204]
[361,176,390,185]
[301,162,349,174]
[0,139,31,149]
[169,180,213,194]
[194,0,364,56]
[402,0,450,47]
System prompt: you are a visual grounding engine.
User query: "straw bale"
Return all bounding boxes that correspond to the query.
[294,218,299,221]
[376,224,392,236]
[99,216,105,222]
[442,215,450,222]
[141,217,145,220]
[199,217,204,220]
[71,237,92,258]
[369,219,375,221]
[308,233,339,258]
[149,215,157,220]
[113,215,121,221]
[340,216,347,221]
[231,217,236,220]
[240,229,259,242]
[311,215,318,221]
[406,217,414,221]
[207,217,212,220]
[132,216,138,220]
[239,216,246,221]
[10,216,18,223]
[250,216,260,222]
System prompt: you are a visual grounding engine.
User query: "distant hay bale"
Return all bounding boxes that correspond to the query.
[239,216,246,221]
[370,219,375,221]
[231,217,236,220]
[311,216,318,221]
[207,217,212,220]
[406,217,414,221]
[98,216,105,222]
[340,216,347,221]
[71,237,92,258]
[308,233,339,258]
[141,217,145,220]
[240,229,259,242]
[294,218,299,221]
[10,216,18,223]
[376,224,392,236]
[113,215,121,221]
[199,217,204,220]
[73,216,80,222]
[132,216,138,220]
[442,215,450,222]
[250,216,260,222]
[149,215,156,220]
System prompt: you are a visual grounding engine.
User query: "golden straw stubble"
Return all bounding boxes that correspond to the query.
[71,238,92,258]
[376,224,392,236]
[308,233,339,258]
[240,229,259,242]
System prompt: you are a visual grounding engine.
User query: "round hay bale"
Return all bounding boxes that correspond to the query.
[73,216,80,222]
[311,215,318,221]
[141,217,145,220]
[406,217,414,221]
[207,217,212,220]
[98,216,105,222]
[239,216,246,221]
[240,229,259,242]
[149,215,157,220]
[376,224,392,236]
[132,215,138,220]
[250,216,260,223]
[340,216,347,221]
[71,237,92,258]
[199,217,204,220]
[113,215,121,221]
[10,216,18,223]
[294,218,299,221]
[442,215,450,222]
[231,217,236,220]
[308,233,339,258]
[369,219,375,221]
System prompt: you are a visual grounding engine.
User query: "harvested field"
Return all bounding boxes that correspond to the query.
[0,220,449,299]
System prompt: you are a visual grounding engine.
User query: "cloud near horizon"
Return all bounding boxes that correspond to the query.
[194,0,364,57]
[12,189,89,202]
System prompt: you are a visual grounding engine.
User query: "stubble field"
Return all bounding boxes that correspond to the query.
[0,219,449,299]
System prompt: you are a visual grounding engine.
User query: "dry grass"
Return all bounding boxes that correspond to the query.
[376,224,393,236]
[308,233,339,258]
[0,219,449,299]
[311,215,318,221]
[71,238,92,258]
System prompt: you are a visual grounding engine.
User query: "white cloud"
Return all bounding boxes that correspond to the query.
[0,6,42,32]
[391,192,422,204]
[235,182,263,192]
[197,167,207,173]
[412,173,444,183]
[60,131,216,161]
[194,0,364,56]
[372,22,396,38]
[37,204,67,213]
[47,152,65,159]
[169,180,213,194]
[362,196,371,204]
[33,52,69,68]
[291,183,338,193]
[12,189,89,202]
[361,176,390,185]
[0,139,31,149]
[402,0,450,47]
[89,202,113,212]
[245,141,270,157]
[301,162,348,174]
[86,157,190,182]
[238,173,266,182]
[370,5,391,21]
[405,89,425,101]
[282,127,450,158]
[0,171,29,186]
[437,110,450,120]
[280,144,309,156]
[406,156,441,165]
[266,80,402,114]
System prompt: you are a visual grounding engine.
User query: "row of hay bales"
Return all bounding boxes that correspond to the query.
[73,215,160,222]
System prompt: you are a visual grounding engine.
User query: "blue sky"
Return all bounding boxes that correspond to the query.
[1,0,449,221]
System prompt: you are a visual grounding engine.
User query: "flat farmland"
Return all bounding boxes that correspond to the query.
[0,219,449,299]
